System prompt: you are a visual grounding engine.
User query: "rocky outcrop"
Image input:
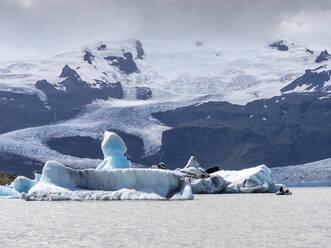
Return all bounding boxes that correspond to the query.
[135,40,144,60]
[46,129,144,161]
[305,48,314,54]
[0,152,43,178]
[136,87,152,100]
[315,50,331,63]
[98,44,107,51]
[46,136,103,159]
[104,52,138,74]
[83,51,94,64]
[269,40,289,51]
[35,65,123,120]
[0,91,55,134]
[281,65,331,93]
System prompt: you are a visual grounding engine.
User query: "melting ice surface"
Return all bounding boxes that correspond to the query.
[0,132,280,200]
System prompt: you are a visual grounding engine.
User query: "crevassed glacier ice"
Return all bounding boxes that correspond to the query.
[214,165,280,193]
[96,131,131,170]
[25,161,194,201]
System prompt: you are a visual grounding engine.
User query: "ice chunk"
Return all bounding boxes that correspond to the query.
[12,173,41,193]
[190,176,226,194]
[184,156,200,169]
[26,161,194,201]
[0,185,20,198]
[180,156,210,178]
[96,131,131,170]
[214,165,279,193]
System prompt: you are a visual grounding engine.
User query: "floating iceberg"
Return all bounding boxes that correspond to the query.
[0,185,20,198]
[12,173,41,193]
[96,131,131,170]
[25,161,193,201]
[214,165,280,193]
[190,176,226,194]
[0,131,281,200]
[179,156,210,179]
[183,158,279,194]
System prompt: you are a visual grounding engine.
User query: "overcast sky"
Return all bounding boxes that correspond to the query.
[1,0,331,59]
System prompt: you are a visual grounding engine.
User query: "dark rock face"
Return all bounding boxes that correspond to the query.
[35,65,123,120]
[83,51,94,64]
[136,87,152,100]
[108,129,145,160]
[46,130,144,162]
[205,166,220,174]
[151,93,331,170]
[0,91,55,134]
[60,64,79,78]
[315,50,331,63]
[195,41,203,47]
[269,40,289,51]
[104,52,138,74]
[98,44,107,51]
[0,152,44,178]
[46,136,103,159]
[135,40,144,60]
[281,65,331,93]
[305,48,314,54]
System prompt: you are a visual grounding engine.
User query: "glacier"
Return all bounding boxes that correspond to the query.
[0,39,325,169]
[271,158,331,187]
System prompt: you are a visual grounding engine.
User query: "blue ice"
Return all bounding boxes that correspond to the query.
[96,131,131,170]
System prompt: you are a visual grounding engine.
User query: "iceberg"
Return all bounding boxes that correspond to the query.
[96,131,131,170]
[12,173,41,193]
[214,165,280,193]
[179,156,210,179]
[25,161,193,201]
[0,185,20,198]
[190,176,226,194]
[0,132,281,200]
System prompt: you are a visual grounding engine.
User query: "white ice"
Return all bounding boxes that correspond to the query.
[25,161,193,201]
[96,131,131,170]
[214,165,280,193]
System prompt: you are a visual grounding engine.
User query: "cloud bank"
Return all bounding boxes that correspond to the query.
[0,0,330,58]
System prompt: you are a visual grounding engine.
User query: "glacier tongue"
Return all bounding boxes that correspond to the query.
[26,161,194,201]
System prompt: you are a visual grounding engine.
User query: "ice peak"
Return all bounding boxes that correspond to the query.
[184,156,200,169]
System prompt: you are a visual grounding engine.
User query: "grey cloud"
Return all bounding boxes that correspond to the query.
[0,0,331,58]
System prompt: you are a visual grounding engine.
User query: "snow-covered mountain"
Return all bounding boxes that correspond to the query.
[0,39,331,177]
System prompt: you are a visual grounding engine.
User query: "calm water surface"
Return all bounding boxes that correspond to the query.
[0,188,330,248]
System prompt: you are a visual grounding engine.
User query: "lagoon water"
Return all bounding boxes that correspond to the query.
[0,188,330,248]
